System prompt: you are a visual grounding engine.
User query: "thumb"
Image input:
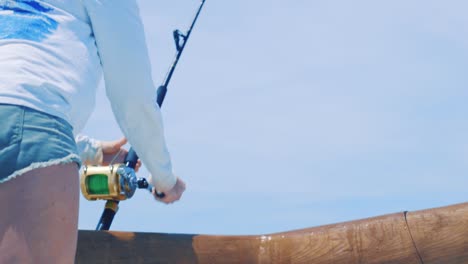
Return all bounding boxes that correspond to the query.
[102,137,128,154]
[114,137,128,148]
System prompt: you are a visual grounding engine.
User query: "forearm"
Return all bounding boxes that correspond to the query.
[109,95,176,192]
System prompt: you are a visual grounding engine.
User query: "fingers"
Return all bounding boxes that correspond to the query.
[99,137,144,171]
[152,190,169,203]
[152,178,185,204]
[134,159,142,172]
[102,137,127,154]
[114,137,127,148]
[153,192,178,204]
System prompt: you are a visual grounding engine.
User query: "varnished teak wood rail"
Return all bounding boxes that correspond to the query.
[76,202,468,263]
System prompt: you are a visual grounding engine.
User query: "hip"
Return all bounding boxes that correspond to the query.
[0,103,81,183]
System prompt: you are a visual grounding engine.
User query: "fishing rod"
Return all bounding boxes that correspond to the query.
[157,0,207,107]
[80,0,207,231]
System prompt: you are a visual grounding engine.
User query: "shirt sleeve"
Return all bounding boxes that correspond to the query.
[81,0,176,192]
[75,134,103,165]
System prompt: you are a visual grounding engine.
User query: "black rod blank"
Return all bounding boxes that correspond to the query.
[157,0,207,107]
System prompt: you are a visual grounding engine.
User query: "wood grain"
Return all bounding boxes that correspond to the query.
[192,213,421,264]
[76,202,467,264]
[406,203,468,264]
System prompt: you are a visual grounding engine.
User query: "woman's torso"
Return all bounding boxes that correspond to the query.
[0,0,102,133]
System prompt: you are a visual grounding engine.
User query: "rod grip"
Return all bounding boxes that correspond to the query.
[96,200,119,231]
[157,85,167,107]
[125,148,139,169]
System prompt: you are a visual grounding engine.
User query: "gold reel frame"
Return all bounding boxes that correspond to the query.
[80,164,128,201]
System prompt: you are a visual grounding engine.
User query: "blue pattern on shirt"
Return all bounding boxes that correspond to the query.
[0,0,58,42]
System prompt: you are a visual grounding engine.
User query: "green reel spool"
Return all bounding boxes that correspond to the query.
[80,164,138,201]
[86,174,110,195]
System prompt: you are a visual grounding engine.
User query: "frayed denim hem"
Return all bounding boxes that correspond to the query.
[0,154,82,184]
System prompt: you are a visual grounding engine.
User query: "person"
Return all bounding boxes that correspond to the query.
[0,0,186,263]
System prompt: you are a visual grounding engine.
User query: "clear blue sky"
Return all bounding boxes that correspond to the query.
[79,0,468,235]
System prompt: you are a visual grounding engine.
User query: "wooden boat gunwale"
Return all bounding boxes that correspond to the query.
[76,202,468,263]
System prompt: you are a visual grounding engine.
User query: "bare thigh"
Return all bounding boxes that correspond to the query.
[0,163,79,264]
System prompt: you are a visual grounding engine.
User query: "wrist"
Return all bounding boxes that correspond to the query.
[149,172,177,193]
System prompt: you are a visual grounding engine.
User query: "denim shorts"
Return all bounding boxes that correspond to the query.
[0,104,82,183]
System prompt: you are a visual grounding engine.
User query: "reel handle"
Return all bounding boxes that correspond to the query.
[137,178,165,199]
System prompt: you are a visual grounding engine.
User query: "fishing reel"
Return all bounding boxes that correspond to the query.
[80,164,152,201]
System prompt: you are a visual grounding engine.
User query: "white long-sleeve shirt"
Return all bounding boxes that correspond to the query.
[0,0,176,192]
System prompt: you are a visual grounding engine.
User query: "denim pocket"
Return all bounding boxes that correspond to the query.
[0,104,24,180]
[0,104,23,148]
